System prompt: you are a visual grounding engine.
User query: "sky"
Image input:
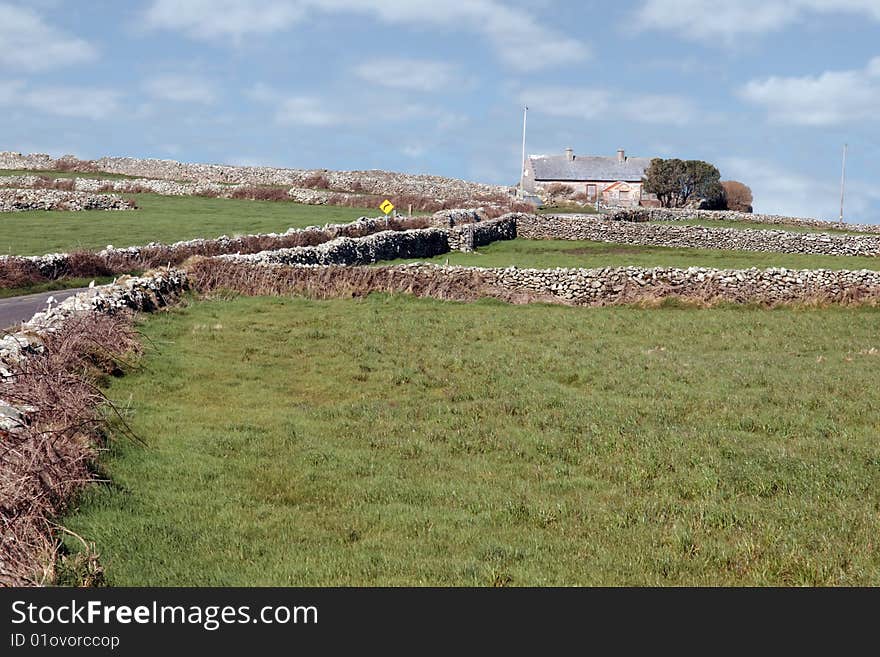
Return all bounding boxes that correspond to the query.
[0,0,877,221]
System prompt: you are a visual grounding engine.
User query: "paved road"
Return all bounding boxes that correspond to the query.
[0,288,89,331]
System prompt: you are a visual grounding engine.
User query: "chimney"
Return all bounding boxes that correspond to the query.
[565,147,574,162]
[617,148,625,164]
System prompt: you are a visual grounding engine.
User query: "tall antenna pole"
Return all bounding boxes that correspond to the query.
[839,143,848,224]
[519,105,528,197]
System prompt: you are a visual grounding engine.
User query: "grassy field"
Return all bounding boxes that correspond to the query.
[0,193,376,256]
[62,294,880,586]
[0,168,144,181]
[382,238,880,271]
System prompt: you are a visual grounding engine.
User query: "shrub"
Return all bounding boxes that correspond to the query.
[230,186,290,202]
[722,180,754,213]
[302,173,331,189]
[0,313,141,585]
[545,183,574,198]
[0,258,46,288]
[53,155,98,173]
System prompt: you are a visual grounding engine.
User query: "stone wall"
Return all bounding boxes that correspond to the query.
[0,215,433,283]
[522,214,880,258]
[0,151,509,199]
[0,268,187,384]
[0,214,517,287]
[0,170,520,212]
[219,215,517,266]
[196,260,880,308]
[608,207,880,235]
[446,215,518,252]
[430,209,487,227]
[220,228,450,266]
[484,264,880,305]
[0,188,135,212]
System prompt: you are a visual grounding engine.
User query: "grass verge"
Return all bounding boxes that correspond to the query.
[61,294,880,585]
[0,276,117,300]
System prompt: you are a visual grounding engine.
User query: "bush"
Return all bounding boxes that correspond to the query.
[53,155,98,173]
[302,173,331,189]
[0,313,140,585]
[229,186,290,202]
[545,183,574,198]
[722,180,754,213]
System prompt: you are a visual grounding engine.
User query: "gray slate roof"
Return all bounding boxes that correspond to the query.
[530,154,652,182]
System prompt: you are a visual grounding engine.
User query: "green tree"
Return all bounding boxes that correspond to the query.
[644,158,723,208]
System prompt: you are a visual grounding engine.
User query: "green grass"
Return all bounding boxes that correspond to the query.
[0,193,376,256]
[381,238,880,271]
[63,294,880,585]
[0,168,142,181]
[0,276,117,300]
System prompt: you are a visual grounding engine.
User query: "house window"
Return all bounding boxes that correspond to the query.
[587,184,596,199]
[619,190,629,202]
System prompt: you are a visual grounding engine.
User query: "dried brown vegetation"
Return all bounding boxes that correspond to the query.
[187,258,549,305]
[0,313,141,586]
[229,185,291,202]
[53,156,99,174]
[722,180,754,213]
[302,173,332,190]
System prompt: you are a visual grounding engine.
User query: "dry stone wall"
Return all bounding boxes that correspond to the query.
[484,264,880,305]
[0,152,509,199]
[219,216,517,266]
[205,261,880,308]
[522,214,880,258]
[0,215,431,282]
[0,268,187,431]
[220,229,450,266]
[608,207,880,235]
[0,188,134,212]
[446,215,517,251]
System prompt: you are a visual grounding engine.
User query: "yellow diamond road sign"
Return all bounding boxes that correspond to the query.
[379,199,394,215]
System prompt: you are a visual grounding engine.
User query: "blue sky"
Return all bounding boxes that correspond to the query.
[1,0,878,221]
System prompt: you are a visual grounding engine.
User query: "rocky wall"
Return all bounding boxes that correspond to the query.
[0,268,188,429]
[522,214,880,258]
[202,261,880,308]
[608,207,880,235]
[0,152,509,199]
[0,188,135,212]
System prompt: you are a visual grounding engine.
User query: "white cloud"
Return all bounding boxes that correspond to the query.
[276,96,347,126]
[246,85,343,125]
[145,0,588,71]
[520,86,698,126]
[740,57,880,125]
[143,74,217,104]
[144,0,305,39]
[401,143,426,158]
[0,80,121,119]
[634,0,880,42]
[721,156,879,222]
[353,58,470,93]
[248,83,469,129]
[0,3,97,70]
